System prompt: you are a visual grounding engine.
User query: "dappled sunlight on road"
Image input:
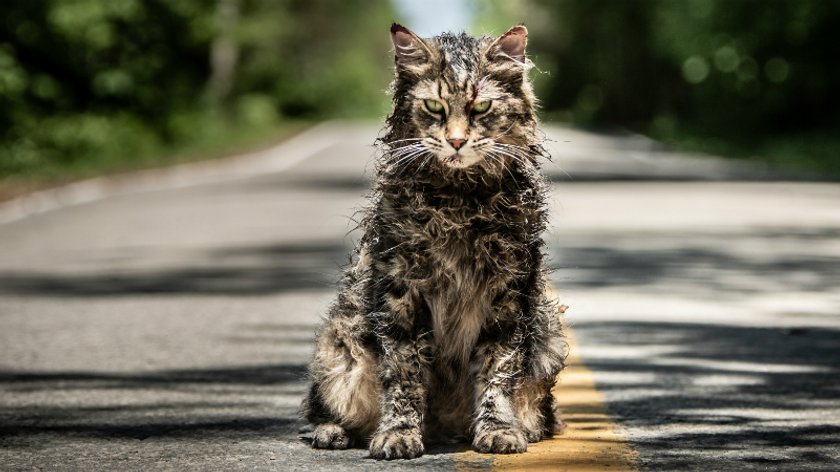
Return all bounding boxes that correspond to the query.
[545,181,840,470]
[571,322,840,469]
[2,122,839,469]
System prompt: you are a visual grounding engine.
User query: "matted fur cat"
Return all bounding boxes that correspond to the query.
[302,23,567,460]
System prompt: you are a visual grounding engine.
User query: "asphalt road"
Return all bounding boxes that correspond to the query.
[1,122,838,470]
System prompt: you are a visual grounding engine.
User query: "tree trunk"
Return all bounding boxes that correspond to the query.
[208,0,240,109]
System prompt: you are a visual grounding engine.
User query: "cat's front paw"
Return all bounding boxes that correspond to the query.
[311,423,351,449]
[369,428,424,460]
[473,428,528,454]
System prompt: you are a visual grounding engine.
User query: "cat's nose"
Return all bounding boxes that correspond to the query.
[447,138,466,150]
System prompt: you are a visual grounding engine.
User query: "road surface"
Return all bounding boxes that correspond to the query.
[1,122,838,470]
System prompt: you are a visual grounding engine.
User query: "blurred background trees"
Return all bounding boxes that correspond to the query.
[0,0,394,183]
[1,0,838,186]
[480,0,840,175]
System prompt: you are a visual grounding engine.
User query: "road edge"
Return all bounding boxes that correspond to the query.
[0,121,346,225]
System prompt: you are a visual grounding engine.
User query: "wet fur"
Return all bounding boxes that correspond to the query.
[302,24,567,459]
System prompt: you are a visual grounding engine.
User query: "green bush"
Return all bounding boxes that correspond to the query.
[0,0,394,181]
[477,0,840,175]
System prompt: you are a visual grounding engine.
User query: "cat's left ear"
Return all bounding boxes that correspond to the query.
[488,24,528,63]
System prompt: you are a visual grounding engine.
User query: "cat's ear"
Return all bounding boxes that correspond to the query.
[391,23,432,67]
[488,24,528,63]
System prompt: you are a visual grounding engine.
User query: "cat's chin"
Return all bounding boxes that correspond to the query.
[440,152,482,169]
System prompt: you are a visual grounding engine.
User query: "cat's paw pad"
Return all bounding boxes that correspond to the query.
[524,428,544,443]
[473,428,528,454]
[369,428,424,460]
[311,423,351,449]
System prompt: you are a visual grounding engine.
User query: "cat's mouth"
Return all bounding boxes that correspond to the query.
[441,150,482,169]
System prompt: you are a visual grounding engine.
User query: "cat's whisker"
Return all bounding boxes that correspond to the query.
[388,156,419,171]
[488,147,524,163]
[391,147,431,173]
[484,151,521,188]
[490,145,536,169]
[388,144,425,160]
[388,145,422,157]
[481,153,502,171]
[385,154,422,174]
[390,153,424,172]
[495,142,533,154]
[491,143,540,165]
[493,122,517,139]
[390,141,425,150]
[493,143,532,155]
[496,147,538,166]
[412,153,435,177]
[387,138,424,145]
[402,151,429,169]
[390,147,424,160]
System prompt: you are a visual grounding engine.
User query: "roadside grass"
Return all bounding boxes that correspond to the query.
[0,119,312,202]
[656,128,840,180]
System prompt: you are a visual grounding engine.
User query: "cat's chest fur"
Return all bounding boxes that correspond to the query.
[383,188,529,365]
[424,236,488,365]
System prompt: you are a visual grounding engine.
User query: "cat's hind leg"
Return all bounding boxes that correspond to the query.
[304,314,382,446]
[513,286,568,442]
[512,379,564,442]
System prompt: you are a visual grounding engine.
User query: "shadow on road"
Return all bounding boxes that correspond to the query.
[2,192,839,468]
[574,321,840,471]
[1,226,838,301]
[0,363,308,446]
[0,241,353,297]
[552,226,840,296]
[0,363,308,387]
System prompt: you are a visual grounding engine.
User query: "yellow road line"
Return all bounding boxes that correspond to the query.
[455,327,638,470]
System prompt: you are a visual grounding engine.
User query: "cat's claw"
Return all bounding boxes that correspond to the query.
[311,423,351,449]
[473,428,528,454]
[369,428,424,460]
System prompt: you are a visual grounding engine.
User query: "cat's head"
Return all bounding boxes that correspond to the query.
[383,24,541,173]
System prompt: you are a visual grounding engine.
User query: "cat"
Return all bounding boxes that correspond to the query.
[301,23,567,460]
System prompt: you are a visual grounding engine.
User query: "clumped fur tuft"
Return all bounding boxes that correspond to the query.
[302,24,567,460]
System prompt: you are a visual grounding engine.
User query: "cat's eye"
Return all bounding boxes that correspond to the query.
[424,99,444,114]
[472,100,491,114]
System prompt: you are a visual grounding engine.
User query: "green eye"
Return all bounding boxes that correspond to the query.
[424,99,444,113]
[472,100,491,114]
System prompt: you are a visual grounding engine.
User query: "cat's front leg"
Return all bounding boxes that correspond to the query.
[368,285,431,460]
[472,303,529,454]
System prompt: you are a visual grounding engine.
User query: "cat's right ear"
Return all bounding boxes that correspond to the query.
[391,23,432,68]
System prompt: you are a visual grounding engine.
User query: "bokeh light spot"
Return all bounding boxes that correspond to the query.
[736,57,759,82]
[682,56,710,84]
[714,46,739,72]
[765,57,790,83]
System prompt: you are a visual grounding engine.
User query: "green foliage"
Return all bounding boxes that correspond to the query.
[476,0,840,175]
[648,0,840,136]
[5,0,836,182]
[0,0,394,182]
[233,0,394,118]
